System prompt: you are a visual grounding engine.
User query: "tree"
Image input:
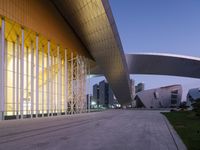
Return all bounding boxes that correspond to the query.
[180,101,188,109]
[192,99,200,116]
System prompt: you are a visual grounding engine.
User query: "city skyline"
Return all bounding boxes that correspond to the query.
[90,0,200,101]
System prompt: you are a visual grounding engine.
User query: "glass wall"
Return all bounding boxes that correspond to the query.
[0,17,89,119]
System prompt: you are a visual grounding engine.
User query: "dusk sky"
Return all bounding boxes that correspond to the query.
[90,0,200,101]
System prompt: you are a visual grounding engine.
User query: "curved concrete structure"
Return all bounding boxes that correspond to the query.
[126,53,200,78]
[53,0,133,104]
[135,84,182,108]
[91,53,200,79]
[2,0,198,108]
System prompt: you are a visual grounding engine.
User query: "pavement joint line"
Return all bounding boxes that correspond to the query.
[0,112,113,144]
[0,119,92,144]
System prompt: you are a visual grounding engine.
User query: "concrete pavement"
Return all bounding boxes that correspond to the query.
[0,110,186,150]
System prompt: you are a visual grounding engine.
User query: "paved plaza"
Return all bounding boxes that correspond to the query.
[0,110,186,150]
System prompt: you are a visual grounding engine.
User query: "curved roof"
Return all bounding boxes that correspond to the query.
[136,84,182,108]
[126,53,200,78]
[51,1,200,105]
[91,53,200,79]
[52,0,133,104]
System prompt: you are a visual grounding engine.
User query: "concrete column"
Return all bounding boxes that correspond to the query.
[12,42,16,116]
[26,47,29,116]
[51,56,54,115]
[64,49,68,114]
[31,41,34,118]
[49,54,52,116]
[16,35,20,119]
[46,46,48,116]
[4,40,7,116]
[71,52,73,114]
[76,56,79,113]
[42,46,44,117]
[79,57,81,112]
[47,41,50,116]
[20,28,24,119]
[60,50,62,114]
[57,46,60,115]
[35,35,39,118]
[0,18,5,120]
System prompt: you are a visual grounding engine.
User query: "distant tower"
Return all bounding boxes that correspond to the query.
[99,80,109,107]
[93,80,117,108]
[93,84,99,107]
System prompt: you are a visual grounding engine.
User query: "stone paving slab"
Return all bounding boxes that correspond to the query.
[0,110,186,150]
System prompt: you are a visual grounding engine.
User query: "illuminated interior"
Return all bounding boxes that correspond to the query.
[0,17,89,119]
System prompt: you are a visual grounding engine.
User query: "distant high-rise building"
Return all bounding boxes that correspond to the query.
[86,94,94,109]
[93,84,99,106]
[99,80,109,107]
[93,80,117,108]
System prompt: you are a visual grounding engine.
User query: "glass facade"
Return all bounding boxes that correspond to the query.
[0,17,89,120]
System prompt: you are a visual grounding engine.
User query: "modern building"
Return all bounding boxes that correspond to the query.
[93,84,99,106]
[99,80,109,107]
[134,85,182,108]
[186,88,200,107]
[0,0,134,120]
[86,94,93,109]
[1,0,200,120]
[93,80,117,108]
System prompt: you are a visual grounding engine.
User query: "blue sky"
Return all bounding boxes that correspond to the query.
[90,0,200,101]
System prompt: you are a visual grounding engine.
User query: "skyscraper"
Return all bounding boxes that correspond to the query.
[93,84,99,106]
[93,80,117,108]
